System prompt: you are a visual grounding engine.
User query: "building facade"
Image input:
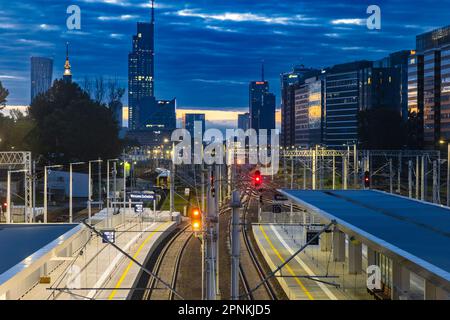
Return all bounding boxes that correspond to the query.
[183,113,206,138]
[408,25,450,148]
[249,81,276,134]
[128,21,155,130]
[237,113,250,131]
[324,61,373,148]
[294,75,324,147]
[280,65,316,147]
[30,57,53,103]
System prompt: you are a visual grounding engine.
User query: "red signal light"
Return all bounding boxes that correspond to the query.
[253,170,262,187]
[364,171,370,188]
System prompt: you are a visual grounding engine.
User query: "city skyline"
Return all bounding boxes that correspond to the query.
[2,0,450,108]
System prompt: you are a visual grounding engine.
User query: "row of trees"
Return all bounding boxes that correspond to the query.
[0,79,126,164]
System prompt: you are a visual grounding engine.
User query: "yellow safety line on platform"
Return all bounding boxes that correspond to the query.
[259,224,314,300]
[108,221,171,300]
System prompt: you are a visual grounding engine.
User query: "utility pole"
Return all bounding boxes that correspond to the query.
[230,190,241,300]
[353,144,358,187]
[421,156,425,201]
[123,159,127,212]
[113,162,117,213]
[32,161,36,223]
[170,145,175,213]
[416,156,420,200]
[447,143,450,206]
[98,158,102,205]
[433,160,438,204]
[342,155,348,190]
[205,167,217,300]
[408,160,413,198]
[290,156,294,189]
[389,158,393,194]
[88,162,92,224]
[44,167,47,223]
[44,165,62,223]
[332,155,336,190]
[312,148,317,190]
[214,164,221,299]
[6,171,11,223]
[397,154,402,194]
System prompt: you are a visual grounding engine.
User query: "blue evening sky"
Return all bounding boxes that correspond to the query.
[1,0,450,109]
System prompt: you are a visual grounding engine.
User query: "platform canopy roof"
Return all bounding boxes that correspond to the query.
[278,189,450,287]
[0,224,78,277]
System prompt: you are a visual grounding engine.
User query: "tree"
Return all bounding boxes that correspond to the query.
[0,81,9,110]
[28,79,123,163]
[357,108,406,150]
[0,110,35,151]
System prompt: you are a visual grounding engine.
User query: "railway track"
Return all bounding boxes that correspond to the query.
[226,182,277,300]
[239,196,277,300]
[142,224,193,300]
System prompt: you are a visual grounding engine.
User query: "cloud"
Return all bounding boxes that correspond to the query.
[331,18,365,26]
[110,33,125,39]
[173,9,313,25]
[205,25,238,33]
[340,46,364,51]
[192,79,247,86]
[39,24,60,31]
[17,39,53,47]
[0,23,23,30]
[0,75,26,80]
[324,33,340,38]
[98,14,139,21]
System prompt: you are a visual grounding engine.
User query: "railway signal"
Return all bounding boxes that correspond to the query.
[253,170,262,188]
[190,207,202,233]
[364,171,370,189]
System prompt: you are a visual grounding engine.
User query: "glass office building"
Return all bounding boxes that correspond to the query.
[30,57,53,103]
[280,65,316,147]
[249,81,276,133]
[408,25,450,147]
[128,22,155,130]
[294,75,324,147]
[324,61,372,148]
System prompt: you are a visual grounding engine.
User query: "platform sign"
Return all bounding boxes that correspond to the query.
[129,192,155,201]
[101,230,116,244]
[134,203,143,213]
[306,231,319,245]
[273,194,289,205]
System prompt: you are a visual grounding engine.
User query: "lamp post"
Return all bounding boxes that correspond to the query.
[439,140,450,206]
[44,165,63,223]
[121,158,128,213]
[88,160,103,224]
[106,159,119,227]
[69,162,85,223]
[6,169,27,223]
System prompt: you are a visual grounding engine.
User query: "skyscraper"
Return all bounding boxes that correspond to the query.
[294,75,324,147]
[183,113,206,138]
[128,2,155,130]
[280,65,316,147]
[324,61,373,148]
[237,113,250,131]
[30,57,53,102]
[249,80,276,133]
[408,25,450,148]
[63,42,72,83]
